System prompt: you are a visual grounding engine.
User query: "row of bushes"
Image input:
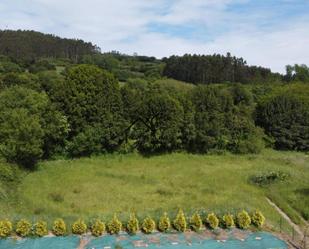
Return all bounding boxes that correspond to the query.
[0,210,265,238]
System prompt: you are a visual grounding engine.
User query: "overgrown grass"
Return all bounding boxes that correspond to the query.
[0,150,308,232]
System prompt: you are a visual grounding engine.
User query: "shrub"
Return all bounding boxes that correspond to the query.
[237,210,251,229]
[126,213,139,235]
[251,210,265,228]
[158,212,171,232]
[250,171,289,186]
[34,220,48,237]
[141,217,156,234]
[16,219,32,237]
[222,214,235,229]
[91,219,105,237]
[72,219,87,235]
[190,212,202,231]
[206,213,219,229]
[52,219,66,236]
[107,214,122,234]
[0,220,13,237]
[173,209,187,232]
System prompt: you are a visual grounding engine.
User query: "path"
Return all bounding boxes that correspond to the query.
[266,198,304,237]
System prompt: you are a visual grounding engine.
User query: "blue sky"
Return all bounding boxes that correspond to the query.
[0,0,308,73]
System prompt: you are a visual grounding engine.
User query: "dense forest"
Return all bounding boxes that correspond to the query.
[0,30,309,169]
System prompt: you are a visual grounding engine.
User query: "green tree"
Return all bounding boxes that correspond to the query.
[0,86,68,168]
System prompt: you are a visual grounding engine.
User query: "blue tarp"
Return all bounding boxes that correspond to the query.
[0,232,287,249]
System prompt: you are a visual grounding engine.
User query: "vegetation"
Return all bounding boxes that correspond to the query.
[91,219,105,237]
[107,214,122,235]
[251,210,266,228]
[72,219,87,235]
[126,213,139,234]
[33,220,48,237]
[15,219,31,237]
[206,213,219,229]
[0,220,12,237]
[237,210,251,229]
[141,217,156,234]
[173,209,187,232]
[52,219,66,236]
[222,214,235,229]
[0,30,308,239]
[190,212,203,231]
[158,213,171,232]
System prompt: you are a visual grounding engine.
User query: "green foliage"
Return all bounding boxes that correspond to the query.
[16,219,32,237]
[173,209,187,232]
[52,219,66,236]
[256,91,309,151]
[0,86,68,168]
[141,217,156,234]
[237,210,251,229]
[158,212,171,232]
[133,88,184,154]
[33,220,48,237]
[189,212,202,231]
[251,210,265,228]
[206,213,219,229]
[250,171,289,186]
[222,214,235,229]
[126,213,139,234]
[91,219,105,237]
[107,214,122,234]
[72,219,87,235]
[0,220,13,237]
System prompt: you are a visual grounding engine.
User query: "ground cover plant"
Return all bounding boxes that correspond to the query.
[0,150,307,233]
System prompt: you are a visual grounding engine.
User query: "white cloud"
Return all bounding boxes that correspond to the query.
[0,0,308,73]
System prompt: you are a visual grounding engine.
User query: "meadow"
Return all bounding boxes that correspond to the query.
[0,149,308,233]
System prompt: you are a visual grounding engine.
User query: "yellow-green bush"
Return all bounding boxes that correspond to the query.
[16,219,32,237]
[251,210,265,228]
[237,210,251,229]
[158,212,171,232]
[173,209,187,232]
[0,220,13,237]
[141,217,155,234]
[107,214,122,234]
[126,213,139,235]
[91,219,105,237]
[206,213,219,229]
[72,219,87,235]
[34,221,48,237]
[190,212,202,231]
[222,214,234,228]
[52,218,66,236]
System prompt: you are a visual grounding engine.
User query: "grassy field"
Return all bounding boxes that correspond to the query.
[0,150,308,231]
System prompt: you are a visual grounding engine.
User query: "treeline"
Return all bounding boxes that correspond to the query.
[0,30,99,63]
[0,62,309,169]
[163,54,282,84]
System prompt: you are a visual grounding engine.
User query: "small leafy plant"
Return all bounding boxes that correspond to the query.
[237,210,251,229]
[16,219,32,237]
[52,218,66,236]
[190,212,202,231]
[0,220,13,237]
[107,214,122,234]
[126,213,139,235]
[72,219,87,235]
[34,220,48,237]
[173,209,187,232]
[158,212,171,232]
[206,213,219,229]
[222,214,234,229]
[251,210,265,228]
[141,217,156,234]
[91,219,105,236]
[250,171,289,186]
